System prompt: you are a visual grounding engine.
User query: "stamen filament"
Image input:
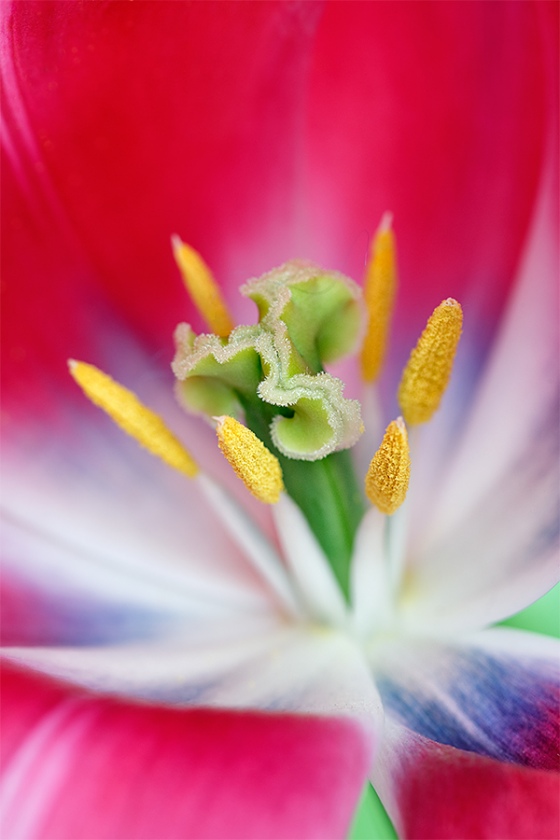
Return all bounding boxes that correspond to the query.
[198,473,301,617]
[398,298,463,425]
[172,236,234,337]
[365,417,410,515]
[215,415,284,504]
[69,360,198,478]
[360,212,397,382]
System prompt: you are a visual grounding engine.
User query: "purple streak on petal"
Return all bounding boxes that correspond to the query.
[373,638,559,770]
[0,568,182,647]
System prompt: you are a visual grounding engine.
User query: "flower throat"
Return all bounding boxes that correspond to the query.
[70,217,462,605]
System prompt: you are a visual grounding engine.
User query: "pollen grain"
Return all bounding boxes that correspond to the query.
[360,213,397,382]
[69,360,199,478]
[172,236,234,337]
[215,415,284,504]
[365,417,410,515]
[398,298,463,425]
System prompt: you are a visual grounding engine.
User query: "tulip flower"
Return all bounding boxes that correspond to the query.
[1,3,558,839]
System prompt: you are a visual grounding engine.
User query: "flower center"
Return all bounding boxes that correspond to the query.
[69,216,462,615]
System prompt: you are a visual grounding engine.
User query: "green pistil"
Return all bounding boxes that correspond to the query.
[173,260,367,601]
[240,396,364,601]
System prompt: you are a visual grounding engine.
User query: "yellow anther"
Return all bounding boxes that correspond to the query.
[172,236,234,337]
[365,417,410,515]
[398,298,463,425]
[215,416,284,504]
[360,213,397,382]
[69,361,199,478]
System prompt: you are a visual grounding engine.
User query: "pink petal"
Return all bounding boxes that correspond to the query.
[374,720,559,840]
[4,623,383,739]
[0,568,178,647]
[305,2,552,354]
[402,145,559,633]
[1,345,283,633]
[1,449,272,631]
[4,0,554,406]
[1,1,322,358]
[1,661,371,840]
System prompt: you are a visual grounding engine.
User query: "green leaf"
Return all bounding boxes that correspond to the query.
[349,784,397,840]
[500,582,560,638]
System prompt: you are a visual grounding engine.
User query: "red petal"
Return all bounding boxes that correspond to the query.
[375,723,560,840]
[1,661,371,839]
[2,1,322,352]
[4,0,555,384]
[305,1,553,351]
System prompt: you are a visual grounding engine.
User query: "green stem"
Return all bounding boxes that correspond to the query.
[240,397,364,601]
